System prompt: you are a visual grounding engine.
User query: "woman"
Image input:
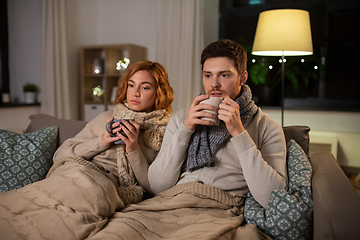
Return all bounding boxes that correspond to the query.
[54,60,174,204]
[0,60,173,239]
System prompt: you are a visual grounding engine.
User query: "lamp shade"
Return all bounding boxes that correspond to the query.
[252,9,313,56]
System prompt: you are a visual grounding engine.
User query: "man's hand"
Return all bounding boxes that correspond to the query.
[183,95,218,130]
[218,96,245,136]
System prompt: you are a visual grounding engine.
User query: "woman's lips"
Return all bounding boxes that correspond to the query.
[130,100,140,104]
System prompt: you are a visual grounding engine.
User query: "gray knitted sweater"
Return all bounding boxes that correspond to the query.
[148,108,288,208]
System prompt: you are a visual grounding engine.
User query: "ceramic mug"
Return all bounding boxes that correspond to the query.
[200,97,223,125]
[106,119,133,144]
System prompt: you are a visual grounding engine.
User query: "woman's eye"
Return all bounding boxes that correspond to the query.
[222,74,229,78]
[128,84,134,88]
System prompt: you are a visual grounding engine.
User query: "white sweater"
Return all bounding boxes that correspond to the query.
[148,107,288,208]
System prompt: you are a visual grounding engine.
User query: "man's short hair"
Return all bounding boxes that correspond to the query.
[201,39,247,75]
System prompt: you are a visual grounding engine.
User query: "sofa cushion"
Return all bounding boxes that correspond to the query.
[0,126,58,192]
[25,114,87,147]
[283,125,310,156]
[244,139,313,240]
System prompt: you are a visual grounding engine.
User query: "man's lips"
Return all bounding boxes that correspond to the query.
[211,92,223,97]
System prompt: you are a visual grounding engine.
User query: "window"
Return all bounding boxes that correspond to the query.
[220,0,360,111]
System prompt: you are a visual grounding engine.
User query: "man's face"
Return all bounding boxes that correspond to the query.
[202,57,247,99]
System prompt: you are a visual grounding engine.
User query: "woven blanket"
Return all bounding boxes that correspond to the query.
[0,162,270,240]
[88,182,270,240]
[0,156,123,240]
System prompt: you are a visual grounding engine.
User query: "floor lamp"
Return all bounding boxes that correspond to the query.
[251,9,313,126]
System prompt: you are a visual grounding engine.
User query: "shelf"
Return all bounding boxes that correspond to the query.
[80,44,147,121]
[0,102,41,108]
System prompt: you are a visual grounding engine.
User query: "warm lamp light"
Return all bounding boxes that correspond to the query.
[252,9,313,126]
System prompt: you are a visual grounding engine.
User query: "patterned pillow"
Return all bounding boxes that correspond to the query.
[0,126,58,192]
[244,139,313,240]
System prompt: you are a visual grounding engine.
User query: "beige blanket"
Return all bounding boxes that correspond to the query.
[0,156,123,240]
[89,182,270,240]
[0,157,270,240]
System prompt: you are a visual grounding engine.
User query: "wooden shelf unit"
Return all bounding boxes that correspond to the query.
[80,44,147,121]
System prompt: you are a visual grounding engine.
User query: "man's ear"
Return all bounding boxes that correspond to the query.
[240,71,248,85]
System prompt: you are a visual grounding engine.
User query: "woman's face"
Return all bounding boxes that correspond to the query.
[126,70,157,112]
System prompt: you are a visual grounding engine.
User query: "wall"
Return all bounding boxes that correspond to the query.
[2,0,219,130]
[5,0,219,113]
[3,0,359,168]
[264,109,360,168]
[7,0,42,104]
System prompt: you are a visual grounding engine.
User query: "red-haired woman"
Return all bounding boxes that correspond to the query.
[54,60,174,205]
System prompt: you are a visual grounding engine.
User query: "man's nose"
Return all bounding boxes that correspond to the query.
[211,77,220,88]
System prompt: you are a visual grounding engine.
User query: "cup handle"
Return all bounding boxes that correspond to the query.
[105,120,114,135]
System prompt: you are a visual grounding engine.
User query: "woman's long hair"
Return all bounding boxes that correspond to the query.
[113,60,174,113]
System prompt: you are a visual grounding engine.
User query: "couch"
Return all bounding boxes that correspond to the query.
[2,113,360,239]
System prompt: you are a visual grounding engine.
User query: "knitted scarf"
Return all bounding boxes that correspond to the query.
[113,102,171,205]
[187,84,258,172]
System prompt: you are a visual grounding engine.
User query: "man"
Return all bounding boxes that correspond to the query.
[148,39,287,209]
[83,39,288,239]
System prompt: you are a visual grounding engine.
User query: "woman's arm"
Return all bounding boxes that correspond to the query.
[126,147,152,193]
[53,112,112,162]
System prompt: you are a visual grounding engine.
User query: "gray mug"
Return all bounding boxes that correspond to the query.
[106,119,133,144]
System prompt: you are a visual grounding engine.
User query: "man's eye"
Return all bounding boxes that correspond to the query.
[205,74,211,78]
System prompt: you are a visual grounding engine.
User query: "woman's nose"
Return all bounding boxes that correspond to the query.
[133,89,140,97]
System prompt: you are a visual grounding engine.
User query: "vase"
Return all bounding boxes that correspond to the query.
[24,92,37,104]
[92,95,103,102]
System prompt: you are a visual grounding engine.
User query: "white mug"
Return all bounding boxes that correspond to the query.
[200,96,223,125]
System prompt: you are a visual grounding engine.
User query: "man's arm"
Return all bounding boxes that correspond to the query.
[235,117,287,208]
[148,109,194,194]
[219,96,287,208]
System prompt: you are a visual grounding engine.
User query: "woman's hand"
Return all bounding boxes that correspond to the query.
[102,116,122,148]
[118,119,140,153]
[218,96,245,137]
[183,95,217,130]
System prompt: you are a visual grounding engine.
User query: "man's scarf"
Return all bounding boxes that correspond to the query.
[187,84,258,172]
[113,102,171,205]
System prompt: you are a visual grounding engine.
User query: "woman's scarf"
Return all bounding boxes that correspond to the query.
[113,101,171,205]
[187,84,258,172]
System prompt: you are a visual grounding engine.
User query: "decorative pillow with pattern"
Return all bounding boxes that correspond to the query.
[0,126,58,192]
[244,139,313,240]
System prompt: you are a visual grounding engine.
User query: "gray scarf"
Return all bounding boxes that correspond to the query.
[187,84,258,172]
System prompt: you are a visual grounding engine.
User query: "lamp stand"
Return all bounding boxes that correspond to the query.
[281,53,284,127]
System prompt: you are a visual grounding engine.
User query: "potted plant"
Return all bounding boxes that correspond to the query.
[92,85,105,102]
[23,83,38,104]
